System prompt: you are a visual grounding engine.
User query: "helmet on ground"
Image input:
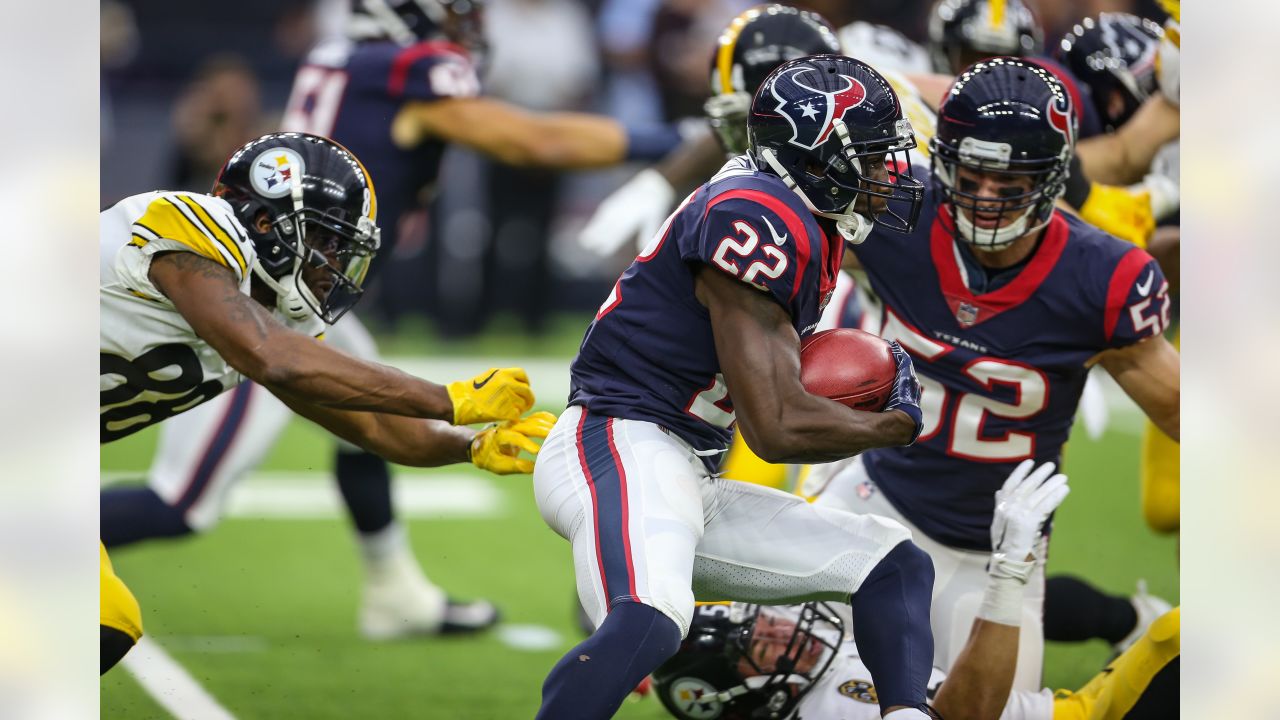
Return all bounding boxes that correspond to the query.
[652,603,843,720]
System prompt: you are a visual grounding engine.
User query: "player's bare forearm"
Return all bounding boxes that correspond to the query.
[277,394,473,467]
[410,97,627,169]
[695,266,915,463]
[1096,336,1180,441]
[655,132,726,196]
[1077,95,1179,185]
[931,619,1020,720]
[150,252,455,421]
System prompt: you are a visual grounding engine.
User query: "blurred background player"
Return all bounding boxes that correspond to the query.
[652,463,1179,720]
[806,58,1179,691]
[533,55,935,720]
[100,131,552,670]
[100,0,689,641]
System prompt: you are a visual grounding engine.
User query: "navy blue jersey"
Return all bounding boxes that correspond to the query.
[569,158,842,465]
[282,38,481,280]
[853,181,1170,550]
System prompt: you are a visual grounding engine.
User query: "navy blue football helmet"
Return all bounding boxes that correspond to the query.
[651,603,843,720]
[748,54,924,245]
[928,0,1043,75]
[1056,13,1163,131]
[215,132,380,324]
[704,5,842,156]
[930,58,1075,250]
[349,0,486,57]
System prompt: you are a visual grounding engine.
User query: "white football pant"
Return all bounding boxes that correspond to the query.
[805,455,1047,691]
[146,314,378,530]
[533,405,914,638]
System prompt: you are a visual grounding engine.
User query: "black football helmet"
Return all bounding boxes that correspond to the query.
[1056,13,1163,131]
[652,603,843,720]
[927,0,1043,75]
[214,132,380,324]
[748,54,924,246]
[930,58,1075,250]
[704,5,841,156]
[348,0,486,57]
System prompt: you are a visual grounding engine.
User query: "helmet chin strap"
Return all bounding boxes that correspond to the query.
[758,146,875,246]
[250,260,315,321]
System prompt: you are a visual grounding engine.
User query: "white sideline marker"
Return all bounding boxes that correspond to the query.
[495,624,562,652]
[123,636,237,720]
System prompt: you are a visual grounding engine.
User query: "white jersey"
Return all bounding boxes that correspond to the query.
[794,640,1054,720]
[99,191,321,443]
[837,22,932,75]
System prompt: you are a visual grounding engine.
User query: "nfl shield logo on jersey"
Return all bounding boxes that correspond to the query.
[956,301,980,327]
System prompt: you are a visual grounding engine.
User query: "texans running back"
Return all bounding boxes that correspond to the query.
[532,55,942,720]
[99,132,550,673]
[807,58,1180,690]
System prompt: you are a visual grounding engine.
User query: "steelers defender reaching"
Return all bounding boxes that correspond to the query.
[99,132,552,673]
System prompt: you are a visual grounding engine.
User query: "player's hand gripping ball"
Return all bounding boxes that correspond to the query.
[799,329,897,412]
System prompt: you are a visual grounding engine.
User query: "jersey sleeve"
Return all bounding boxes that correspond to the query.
[681,192,818,316]
[1102,247,1171,348]
[128,192,254,282]
[386,44,481,101]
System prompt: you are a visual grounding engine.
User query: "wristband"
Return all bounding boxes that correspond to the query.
[624,125,683,162]
[978,553,1034,626]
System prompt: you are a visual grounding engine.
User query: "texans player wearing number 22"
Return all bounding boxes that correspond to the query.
[805,58,1180,692]
[532,55,943,720]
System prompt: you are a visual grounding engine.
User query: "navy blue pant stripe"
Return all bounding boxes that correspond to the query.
[578,411,637,606]
[176,381,254,512]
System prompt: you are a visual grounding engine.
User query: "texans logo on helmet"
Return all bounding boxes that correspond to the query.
[1046,94,1075,148]
[770,67,867,150]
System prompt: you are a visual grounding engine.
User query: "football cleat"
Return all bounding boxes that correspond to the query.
[358,551,500,640]
[1112,579,1173,655]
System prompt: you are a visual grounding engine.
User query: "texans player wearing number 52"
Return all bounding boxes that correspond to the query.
[98,132,553,673]
[804,58,1179,692]
[532,55,938,720]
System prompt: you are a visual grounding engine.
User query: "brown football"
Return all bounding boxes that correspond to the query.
[799,328,896,412]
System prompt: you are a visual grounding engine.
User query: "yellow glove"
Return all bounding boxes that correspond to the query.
[445,367,535,425]
[1079,183,1155,248]
[469,411,558,475]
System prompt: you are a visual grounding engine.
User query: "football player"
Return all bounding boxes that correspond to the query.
[101,0,685,641]
[804,58,1179,691]
[653,463,1180,720]
[579,4,939,260]
[926,0,1043,75]
[533,54,938,720]
[100,131,553,672]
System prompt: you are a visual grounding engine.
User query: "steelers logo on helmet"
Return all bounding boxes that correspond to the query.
[249,147,306,199]
[667,677,724,719]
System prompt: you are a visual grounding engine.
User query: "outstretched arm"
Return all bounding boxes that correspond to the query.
[694,265,915,463]
[1076,95,1180,186]
[402,96,676,169]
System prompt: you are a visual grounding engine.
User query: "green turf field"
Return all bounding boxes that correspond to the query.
[101,321,1179,719]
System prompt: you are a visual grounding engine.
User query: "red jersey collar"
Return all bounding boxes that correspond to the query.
[930,207,1069,328]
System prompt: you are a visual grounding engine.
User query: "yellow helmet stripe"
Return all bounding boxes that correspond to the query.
[715,8,758,95]
[990,0,1006,30]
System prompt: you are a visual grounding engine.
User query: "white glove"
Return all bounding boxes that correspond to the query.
[578,168,677,256]
[990,459,1070,565]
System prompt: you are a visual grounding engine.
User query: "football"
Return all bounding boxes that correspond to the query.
[799,328,896,411]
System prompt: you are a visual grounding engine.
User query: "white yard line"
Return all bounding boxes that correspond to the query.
[495,624,563,652]
[100,473,505,520]
[122,636,237,720]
